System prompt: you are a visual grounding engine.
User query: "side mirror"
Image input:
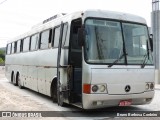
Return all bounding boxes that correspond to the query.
[78,28,84,46]
[149,34,153,52]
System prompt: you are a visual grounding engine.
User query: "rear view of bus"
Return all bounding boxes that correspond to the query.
[81,10,155,109]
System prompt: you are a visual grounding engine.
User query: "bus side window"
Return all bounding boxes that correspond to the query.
[20,39,23,52]
[14,41,17,53]
[7,44,11,54]
[23,37,30,52]
[62,23,68,46]
[40,29,52,49]
[17,40,21,53]
[11,42,14,54]
[48,29,52,48]
[53,26,61,47]
[31,33,39,51]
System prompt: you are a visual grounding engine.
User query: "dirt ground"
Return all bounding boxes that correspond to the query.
[0,66,66,120]
[0,67,50,111]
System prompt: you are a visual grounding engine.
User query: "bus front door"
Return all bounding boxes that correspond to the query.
[57,19,83,107]
[57,22,66,106]
[68,19,82,104]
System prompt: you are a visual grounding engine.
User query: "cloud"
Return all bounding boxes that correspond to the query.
[0,0,152,47]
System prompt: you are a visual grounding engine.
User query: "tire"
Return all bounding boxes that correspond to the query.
[51,81,65,106]
[57,90,65,106]
[52,82,57,102]
[57,81,66,107]
[11,72,14,84]
[17,74,23,89]
[12,73,16,86]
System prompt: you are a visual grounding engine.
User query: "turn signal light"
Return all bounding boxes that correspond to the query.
[83,84,91,94]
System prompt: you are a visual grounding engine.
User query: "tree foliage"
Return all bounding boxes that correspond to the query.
[0,50,5,64]
[0,58,4,62]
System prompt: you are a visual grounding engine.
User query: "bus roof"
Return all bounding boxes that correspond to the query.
[83,9,146,24]
[7,9,147,44]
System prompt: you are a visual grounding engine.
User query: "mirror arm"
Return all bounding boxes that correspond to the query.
[78,27,85,46]
[149,34,153,52]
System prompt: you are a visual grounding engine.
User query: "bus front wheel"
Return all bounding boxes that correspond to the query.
[51,81,57,102]
[57,90,65,107]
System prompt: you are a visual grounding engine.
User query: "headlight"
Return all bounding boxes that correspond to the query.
[92,85,98,92]
[145,83,150,90]
[83,84,107,94]
[145,82,154,91]
[150,83,154,90]
[99,85,106,92]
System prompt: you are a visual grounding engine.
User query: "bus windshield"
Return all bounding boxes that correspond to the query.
[84,19,153,65]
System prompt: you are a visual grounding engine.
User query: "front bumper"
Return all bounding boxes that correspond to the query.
[82,91,155,109]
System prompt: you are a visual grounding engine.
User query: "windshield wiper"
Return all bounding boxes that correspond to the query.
[141,40,150,68]
[108,53,127,68]
[141,53,149,68]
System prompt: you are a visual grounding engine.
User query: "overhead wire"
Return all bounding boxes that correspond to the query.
[0,0,8,5]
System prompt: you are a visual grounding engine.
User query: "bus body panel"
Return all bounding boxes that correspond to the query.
[5,47,70,96]
[91,67,154,94]
[5,49,59,96]
[82,55,155,109]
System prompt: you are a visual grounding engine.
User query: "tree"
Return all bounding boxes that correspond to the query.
[0,58,4,64]
[0,50,5,61]
[0,50,5,65]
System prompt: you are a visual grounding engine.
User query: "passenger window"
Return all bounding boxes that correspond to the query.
[14,41,17,53]
[31,34,39,51]
[7,44,11,54]
[20,39,23,52]
[62,23,68,46]
[53,26,61,47]
[17,40,21,53]
[11,42,14,54]
[40,29,52,49]
[23,37,30,52]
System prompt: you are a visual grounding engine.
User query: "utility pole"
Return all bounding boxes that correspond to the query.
[0,0,7,5]
[152,0,160,84]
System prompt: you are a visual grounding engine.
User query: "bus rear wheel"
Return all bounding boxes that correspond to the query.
[17,74,23,89]
[11,72,16,85]
[11,72,14,84]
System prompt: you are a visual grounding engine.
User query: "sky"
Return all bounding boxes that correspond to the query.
[0,0,152,48]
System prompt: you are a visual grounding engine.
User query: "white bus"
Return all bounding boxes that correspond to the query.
[5,10,155,109]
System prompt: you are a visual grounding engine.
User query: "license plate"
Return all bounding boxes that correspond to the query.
[119,100,132,106]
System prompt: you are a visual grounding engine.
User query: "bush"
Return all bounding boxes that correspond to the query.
[0,58,4,65]
[0,50,5,61]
